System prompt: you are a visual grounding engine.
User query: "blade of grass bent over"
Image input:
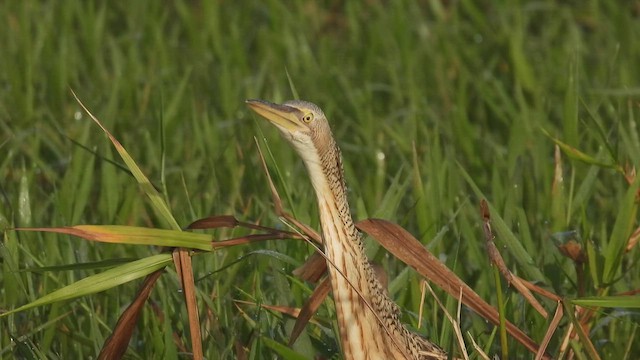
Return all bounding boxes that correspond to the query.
[71,90,180,230]
[541,128,623,173]
[0,254,173,317]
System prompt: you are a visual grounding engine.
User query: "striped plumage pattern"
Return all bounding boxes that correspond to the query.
[247,99,448,360]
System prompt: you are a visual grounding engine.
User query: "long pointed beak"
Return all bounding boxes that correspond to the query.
[245,99,305,132]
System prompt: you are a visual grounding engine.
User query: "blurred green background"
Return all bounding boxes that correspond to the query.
[1,1,639,358]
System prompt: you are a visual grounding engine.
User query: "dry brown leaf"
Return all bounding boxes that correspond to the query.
[188,214,300,236]
[481,200,549,317]
[187,215,240,229]
[356,218,548,358]
[626,226,640,252]
[292,252,328,283]
[510,277,548,318]
[557,240,587,264]
[172,249,203,360]
[536,303,563,360]
[98,270,163,360]
[234,299,302,318]
[288,277,332,346]
[552,144,564,195]
[521,279,562,301]
[211,233,302,248]
[235,341,248,360]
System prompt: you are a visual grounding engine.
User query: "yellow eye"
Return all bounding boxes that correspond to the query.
[302,113,314,123]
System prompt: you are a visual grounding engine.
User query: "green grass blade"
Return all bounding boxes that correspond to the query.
[261,337,307,360]
[572,296,640,308]
[285,67,299,100]
[493,266,508,359]
[603,178,640,284]
[19,258,138,272]
[457,162,546,282]
[580,98,619,162]
[541,128,623,173]
[71,90,181,231]
[562,301,602,360]
[1,254,173,317]
[563,60,578,146]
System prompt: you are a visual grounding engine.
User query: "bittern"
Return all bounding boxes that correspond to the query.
[246,99,448,360]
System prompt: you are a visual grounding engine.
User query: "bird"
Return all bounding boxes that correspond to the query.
[246,99,449,360]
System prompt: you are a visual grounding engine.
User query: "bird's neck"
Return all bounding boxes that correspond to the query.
[311,139,358,243]
[302,138,413,359]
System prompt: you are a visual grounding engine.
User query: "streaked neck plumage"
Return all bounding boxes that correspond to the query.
[246,98,448,359]
[297,127,447,360]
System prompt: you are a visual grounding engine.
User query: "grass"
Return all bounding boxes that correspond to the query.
[1,0,639,358]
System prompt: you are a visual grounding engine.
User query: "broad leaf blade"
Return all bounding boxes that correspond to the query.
[17,225,214,251]
[1,254,173,317]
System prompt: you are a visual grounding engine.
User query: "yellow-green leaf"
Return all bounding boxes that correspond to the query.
[17,225,214,251]
[541,128,623,173]
[572,296,640,309]
[1,254,173,317]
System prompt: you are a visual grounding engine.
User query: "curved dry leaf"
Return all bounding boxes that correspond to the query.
[288,277,332,346]
[187,215,240,230]
[356,218,546,358]
[98,270,164,360]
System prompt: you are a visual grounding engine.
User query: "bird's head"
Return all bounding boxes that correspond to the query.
[246,99,334,160]
[246,98,341,185]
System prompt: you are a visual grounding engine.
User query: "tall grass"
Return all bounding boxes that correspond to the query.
[1,1,639,358]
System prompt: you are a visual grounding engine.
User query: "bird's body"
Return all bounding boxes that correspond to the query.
[247,99,448,360]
